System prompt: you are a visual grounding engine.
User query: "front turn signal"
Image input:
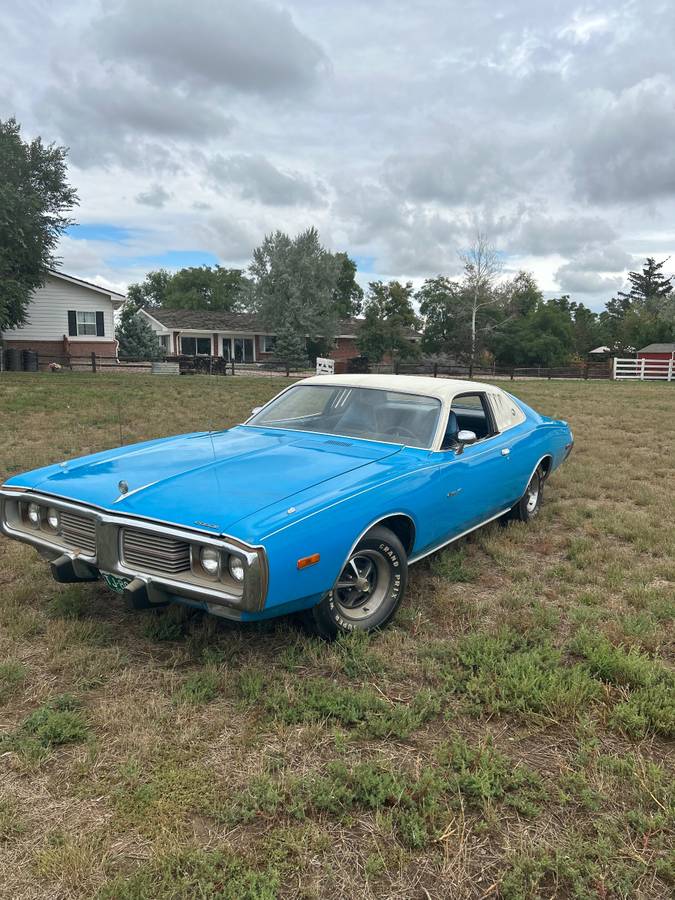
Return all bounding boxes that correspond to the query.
[297,553,320,570]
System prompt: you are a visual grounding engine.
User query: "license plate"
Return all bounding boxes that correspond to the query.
[101,572,131,594]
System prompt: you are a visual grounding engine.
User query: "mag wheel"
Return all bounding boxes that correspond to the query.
[511,467,544,523]
[309,526,408,639]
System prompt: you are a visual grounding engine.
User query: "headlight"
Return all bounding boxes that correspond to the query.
[27,502,41,526]
[200,546,220,576]
[47,507,60,531]
[228,555,245,582]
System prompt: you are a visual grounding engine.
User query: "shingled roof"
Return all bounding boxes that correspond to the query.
[143,309,418,338]
[638,342,675,353]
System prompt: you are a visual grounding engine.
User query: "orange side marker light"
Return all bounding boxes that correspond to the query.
[297,553,320,570]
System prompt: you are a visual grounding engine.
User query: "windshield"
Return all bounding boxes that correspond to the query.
[247,385,441,449]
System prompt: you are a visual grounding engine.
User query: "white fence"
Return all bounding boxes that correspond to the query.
[613,357,674,381]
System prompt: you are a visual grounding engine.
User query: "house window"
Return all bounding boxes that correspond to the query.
[76,311,97,335]
[262,335,276,353]
[158,335,169,352]
[180,336,211,355]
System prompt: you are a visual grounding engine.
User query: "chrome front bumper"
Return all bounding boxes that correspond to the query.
[0,488,268,616]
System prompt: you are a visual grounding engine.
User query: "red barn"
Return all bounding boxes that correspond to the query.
[637,342,675,362]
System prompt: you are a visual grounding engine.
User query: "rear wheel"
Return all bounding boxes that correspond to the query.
[309,526,408,639]
[510,466,544,523]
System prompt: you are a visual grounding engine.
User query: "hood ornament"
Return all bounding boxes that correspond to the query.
[118,480,129,495]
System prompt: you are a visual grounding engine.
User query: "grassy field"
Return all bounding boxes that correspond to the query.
[0,373,673,900]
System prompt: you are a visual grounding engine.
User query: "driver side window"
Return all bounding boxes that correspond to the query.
[442,393,493,448]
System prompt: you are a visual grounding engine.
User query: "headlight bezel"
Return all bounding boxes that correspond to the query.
[191,543,247,588]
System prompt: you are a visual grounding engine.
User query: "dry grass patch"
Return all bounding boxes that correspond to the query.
[0,374,673,898]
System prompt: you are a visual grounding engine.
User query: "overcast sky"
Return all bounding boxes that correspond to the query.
[3,0,675,309]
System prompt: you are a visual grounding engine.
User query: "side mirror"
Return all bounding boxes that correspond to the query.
[455,429,477,455]
[251,406,263,416]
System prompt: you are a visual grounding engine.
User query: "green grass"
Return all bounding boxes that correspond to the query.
[98,847,279,900]
[1,694,89,761]
[0,374,673,898]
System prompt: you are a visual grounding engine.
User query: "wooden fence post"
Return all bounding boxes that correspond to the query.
[510,369,515,381]
[231,360,235,376]
[584,363,589,380]
[285,363,290,377]
[91,352,97,373]
[433,362,438,378]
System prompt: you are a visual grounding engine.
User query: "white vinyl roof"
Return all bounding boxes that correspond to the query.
[299,373,497,403]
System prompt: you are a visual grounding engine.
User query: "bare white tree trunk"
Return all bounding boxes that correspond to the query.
[460,232,503,378]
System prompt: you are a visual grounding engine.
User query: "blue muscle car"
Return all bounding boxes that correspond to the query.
[0,375,572,637]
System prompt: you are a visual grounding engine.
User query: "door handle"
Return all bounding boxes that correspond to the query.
[501,448,510,456]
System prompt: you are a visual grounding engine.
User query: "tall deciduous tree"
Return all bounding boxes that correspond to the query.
[358,280,419,362]
[127,269,172,308]
[0,118,78,331]
[459,232,504,375]
[127,266,248,311]
[490,300,575,368]
[249,227,343,365]
[332,253,364,318]
[417,276,470,359]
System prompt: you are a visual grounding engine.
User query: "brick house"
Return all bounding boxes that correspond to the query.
[1,270,125,365]
[139,308,418,364]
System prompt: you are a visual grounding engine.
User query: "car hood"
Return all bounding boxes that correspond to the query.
[25,426,401,535]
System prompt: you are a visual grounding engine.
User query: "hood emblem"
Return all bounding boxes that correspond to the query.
[118,480,129,495]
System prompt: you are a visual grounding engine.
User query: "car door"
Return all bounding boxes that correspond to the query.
[433,392,515,539]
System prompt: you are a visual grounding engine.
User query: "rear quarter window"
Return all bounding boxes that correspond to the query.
[490,392,526,431]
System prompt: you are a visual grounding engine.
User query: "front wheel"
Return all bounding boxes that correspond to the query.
[309,526,408,639]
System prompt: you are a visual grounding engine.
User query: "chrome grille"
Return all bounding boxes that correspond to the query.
[121,528,191,574]
[60,511,96,555]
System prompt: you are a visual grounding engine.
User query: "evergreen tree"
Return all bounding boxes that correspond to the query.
[618,257,672,305]
[602,257,674,350]
[273,321,308,370]
[116,304,163,359]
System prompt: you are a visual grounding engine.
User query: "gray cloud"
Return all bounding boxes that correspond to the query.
[572,76,675,204]
[503,213,618,257]
[136,184,172,208]
[4,0,675,308]
[207,154,325,207]
[97,0,327,95]
[39,72,234,168]
[555,266,624,295]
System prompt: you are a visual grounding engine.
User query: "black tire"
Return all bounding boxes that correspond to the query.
[309,526,408,639]
[510,466,544,523]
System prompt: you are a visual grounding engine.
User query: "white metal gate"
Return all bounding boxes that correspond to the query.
[612,357,674,381]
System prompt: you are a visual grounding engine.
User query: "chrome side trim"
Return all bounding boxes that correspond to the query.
[408,507,512,565]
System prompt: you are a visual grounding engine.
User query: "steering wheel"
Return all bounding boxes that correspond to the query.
[383,425,418,442]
